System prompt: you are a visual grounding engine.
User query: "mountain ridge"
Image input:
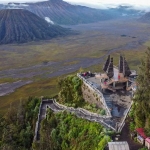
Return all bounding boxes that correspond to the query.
[0,0,143,25]
[139,12,150,23]
[0,9,70,44]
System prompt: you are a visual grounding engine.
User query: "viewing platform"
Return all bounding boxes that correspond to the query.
[78,55,137,133]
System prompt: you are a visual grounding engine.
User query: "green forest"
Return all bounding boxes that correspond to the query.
[33,109,112,150]
[129,48,150,136]
[0,96,113,150]
[0,97,41,150]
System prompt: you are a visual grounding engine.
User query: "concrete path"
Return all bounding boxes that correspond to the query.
[34,99,117,141]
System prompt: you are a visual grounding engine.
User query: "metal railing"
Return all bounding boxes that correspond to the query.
[34,101,43,141]
[52,99,116,131]
[118,101,133,132]
[34,98,117,141]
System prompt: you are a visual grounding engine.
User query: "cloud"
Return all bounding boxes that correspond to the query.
[45,17,54,24]
[63,0,150,12]
[0,0,48,3]
[0,0,150,12]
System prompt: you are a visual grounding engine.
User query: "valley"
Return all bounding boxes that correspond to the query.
[0,19,149,113]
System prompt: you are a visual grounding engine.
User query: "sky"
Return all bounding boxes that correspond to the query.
[0,0,150,11]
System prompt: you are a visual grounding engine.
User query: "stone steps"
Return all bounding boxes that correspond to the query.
[103,95,113,109]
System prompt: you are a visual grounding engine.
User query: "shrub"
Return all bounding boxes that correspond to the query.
[100,109,106,115]
[130,122,135,131]
[138,147,148,150]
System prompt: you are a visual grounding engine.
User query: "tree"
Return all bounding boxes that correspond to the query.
[97,136,111,150]
[58,75,84,106]
[133,48,150,131]
[0,97,41,150]
[135,48,150,102]
[38,110,110,150]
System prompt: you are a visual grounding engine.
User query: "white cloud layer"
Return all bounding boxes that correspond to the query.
[64,0,150,11]
[0,0,47,3]
[0,0,150,11]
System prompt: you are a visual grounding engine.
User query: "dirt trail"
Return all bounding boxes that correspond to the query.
[119,120,143,150]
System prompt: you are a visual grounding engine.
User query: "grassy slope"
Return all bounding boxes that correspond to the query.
[0,78,17,84]
[0,77,59,114]
[144,41,150,47]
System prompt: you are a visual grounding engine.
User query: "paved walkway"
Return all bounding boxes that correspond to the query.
[118,120,143,150]
[34,99,118,141]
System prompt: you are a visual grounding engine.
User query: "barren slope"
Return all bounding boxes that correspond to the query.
[0,9,69,44]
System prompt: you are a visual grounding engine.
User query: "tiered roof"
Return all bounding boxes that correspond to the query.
[103,55,131,79]
[119,55,123,73]
[106,57,114,78]
[103,55,110,72]
[123,58,131,77]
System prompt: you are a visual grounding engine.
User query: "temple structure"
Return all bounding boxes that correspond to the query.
[100,55,135,92]
[77,54,137,132]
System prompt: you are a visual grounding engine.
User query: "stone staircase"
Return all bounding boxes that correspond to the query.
[103,94,113,110]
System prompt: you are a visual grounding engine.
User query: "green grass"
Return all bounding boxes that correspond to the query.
[0,70,81,115]
[0,26,141,71]
[144,41,150,47]
[111,49,146,70]
[0,78,18,84]
[0,77,59,114]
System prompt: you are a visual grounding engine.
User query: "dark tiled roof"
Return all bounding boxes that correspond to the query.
[103,55,110,72]
[106,57,114,78]
[119,55,123,73]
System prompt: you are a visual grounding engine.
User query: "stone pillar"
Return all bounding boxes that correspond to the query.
[100,79,102,83]
[126,81,129,90]
[113,82,115,88]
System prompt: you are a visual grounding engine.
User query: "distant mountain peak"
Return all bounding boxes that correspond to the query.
[0,0,144,25]
[0,9,69,44]
[139,12,150,23]
[0,0,112,25]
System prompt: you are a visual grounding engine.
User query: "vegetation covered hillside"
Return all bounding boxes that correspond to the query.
[129,48,150,135]
[0,97,40,150]
[33,109,112,150]
[0,75,113,150]
[58,75,84,107]
[57,74,107,114]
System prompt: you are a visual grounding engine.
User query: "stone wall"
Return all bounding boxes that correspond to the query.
[82,82,105,109]
[77,73,112,117]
